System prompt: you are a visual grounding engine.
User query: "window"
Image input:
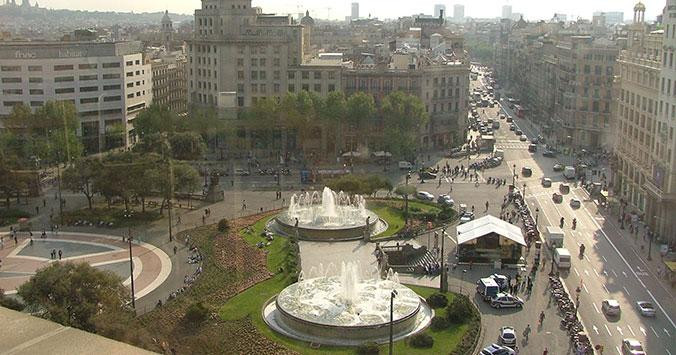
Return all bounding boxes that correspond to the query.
[54,64,74,71]
[29,77,42,83]
[80,86,98,92]
[288,71,295,79]
[302,84,309,91]
[80,97,99,104]
[126,83,134,88]
[302,71,309,80]
[314,84,321,92]
[237,58,244,66]
[3,101,23,107]
[104,96,121,102]
[55,88,75,94]
[238,71,244,80]
[273,71,280,80]
[127,102,146,112]
[55,76,74,82]
[103,73,121,79]
[273,83,280,93]
[251,58,258,66]
[1,66,21,72]
[126,61,134,66]
[328,84,336,92]
[329,71,336,80]
[135,71,140,75]
[273,58,280,67]
[2,89,22,95]
[314,71,322,80]
[260,71,266,80]
[1,77,21,83]
[135,60,140,65]
[29,89,44,95]
[127,93,134,99]
[288,84,295,92]
[79,63,98,70]
[103,84,121,91]
[126,72,134,77]
[251,71,258,80]
[102,62,121,68]
[30,101,43,107]
[79,74,98,81]
[28,65,42,72]
[260,58,266,67]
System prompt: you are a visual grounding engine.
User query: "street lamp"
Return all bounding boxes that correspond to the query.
[512,164,516,185]
[440,226,448,292]
[535,208,539,225]
[389,289,398,355]
[523,183,527,197]
[648,216,656,261]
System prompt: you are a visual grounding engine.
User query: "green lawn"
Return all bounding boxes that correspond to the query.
[368,200,443,240]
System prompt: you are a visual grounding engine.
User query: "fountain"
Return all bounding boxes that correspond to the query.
[262,261,434,345]
[269,187,387,241]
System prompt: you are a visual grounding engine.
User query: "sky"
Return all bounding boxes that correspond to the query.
[32,0,667,22]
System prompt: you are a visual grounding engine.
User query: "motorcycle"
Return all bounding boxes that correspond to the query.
[579,244,586,258]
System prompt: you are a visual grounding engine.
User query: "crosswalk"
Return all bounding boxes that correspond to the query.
[494,140,530,150]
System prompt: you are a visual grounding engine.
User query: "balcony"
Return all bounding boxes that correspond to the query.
[643,177,676,202]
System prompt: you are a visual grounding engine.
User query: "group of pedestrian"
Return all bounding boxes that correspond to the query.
[275,190,283,200]
[50,249,63,260]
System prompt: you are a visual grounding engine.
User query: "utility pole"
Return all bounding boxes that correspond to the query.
[440,226,448,292]
[128,236,136,309]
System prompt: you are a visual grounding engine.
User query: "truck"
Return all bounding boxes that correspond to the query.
[476,277,500,301]
[563,166,576,179]
[545,226,565,248]
[554,248,572,269]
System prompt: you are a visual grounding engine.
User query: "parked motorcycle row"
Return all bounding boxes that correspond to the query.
[469,156,503,170]
[549,277,593,354]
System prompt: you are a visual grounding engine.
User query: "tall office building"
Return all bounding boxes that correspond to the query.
[351,2,359,20]
[592,11,624,25]
[0,41,152,152]
[434,4,446,18]
[453,4,464,22]
[502,5,512,19]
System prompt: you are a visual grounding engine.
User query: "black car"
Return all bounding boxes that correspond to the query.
[420,171,437,180]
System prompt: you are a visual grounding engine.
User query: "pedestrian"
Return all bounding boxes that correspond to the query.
[242,200,247,210]
[35,206,39,214]
[202,215,206,225]
[29,238,33,246]
[173,245,177,255]
[43,199,46,207]
[58,249,62,260]
[485,201,489,212]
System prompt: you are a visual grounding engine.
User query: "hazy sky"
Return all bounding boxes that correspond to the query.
[34,0,666,22]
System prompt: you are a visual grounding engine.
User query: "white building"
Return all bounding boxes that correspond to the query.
[453,4,464,23]
[592,11,624,25]
[501,5,512,19]
[351,2,359,20]
[0,41,152,152]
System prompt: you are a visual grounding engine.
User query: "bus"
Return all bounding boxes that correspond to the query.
[515,105,525,118]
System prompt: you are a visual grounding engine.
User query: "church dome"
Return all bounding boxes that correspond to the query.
[634,2,646,12]
[300,10,315,26]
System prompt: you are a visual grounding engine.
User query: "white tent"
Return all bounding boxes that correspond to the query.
[456,215,526,246]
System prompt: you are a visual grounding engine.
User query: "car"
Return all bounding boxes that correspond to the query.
[416,191,434,201]
[519,135,528,142]
[437,194,455,206]
[490,293,524,308]
[489,274,510,290]
[499,115,506,120]
[528,144,537,152]
[509,124,516,131]
[420,171,437,180]
[543,150,556,157]
[602,299,621,316]
[541,178,552,187]
[480,343,516,355]
[553,163,565,172]
[621,338,646,355]
[531,137,540,144]
[560,183,570,194]
[552,193,563,203]
[234,168,250,176]
[521,167,532,177]
[570,198,581,208]
[515,129,523,136]
[460,211,475,224]
[499,326,517,347]
[506,116,513,123]
[636,301,656,317]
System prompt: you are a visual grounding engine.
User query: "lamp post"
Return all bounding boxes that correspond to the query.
[523,183,527,197]
[648,216,656,261]
[512,164,516,185]
[535,208,539,226]
[389,290,398,355]
[440,226,448,292]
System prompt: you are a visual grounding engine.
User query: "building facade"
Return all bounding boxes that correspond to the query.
[151,52,188,116]
[0,41,152,152]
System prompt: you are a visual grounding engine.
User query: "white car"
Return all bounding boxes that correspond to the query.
[570,198,581,208]
[499,326,517,347]
[490,293,524,309]
[621,338,646,355]
[480,344,516,355]
[636,301,656,317]
[437,194,455,206]
[602,299,621,316]
[416,191,434,201]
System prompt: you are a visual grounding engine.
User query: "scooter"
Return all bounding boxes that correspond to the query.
[579,244,586,258]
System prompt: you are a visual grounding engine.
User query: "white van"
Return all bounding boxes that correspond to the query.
[493,149,505,159]
[398,161,414,170]
[554,248,572,269]
[563,166,576,179]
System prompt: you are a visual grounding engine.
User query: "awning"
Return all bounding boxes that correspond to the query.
[666,261,676,273]
[456,215,526,246]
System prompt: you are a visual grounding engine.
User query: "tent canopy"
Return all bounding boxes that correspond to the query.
[456,215,526,246]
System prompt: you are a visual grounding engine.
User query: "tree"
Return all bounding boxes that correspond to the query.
[446,294,475,323]
[169,132,206,161]
[17,262,132,333]
[346,92,376,129]
[62,158,102,210]
[381,91,428,159]
[133,104,179,137]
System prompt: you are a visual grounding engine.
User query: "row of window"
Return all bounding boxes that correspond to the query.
[1,85,122,96]
[0,73,122,84]
[0,62,121,72]
[237,58,281,67]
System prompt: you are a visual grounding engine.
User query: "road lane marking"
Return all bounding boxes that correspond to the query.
[602,255,608,262]
[603,270,608,276]
[593,303,600,313]
[623,286,631,296]
[640,327,647,336]
[592,325,599,334]
[584,269,590,276]
[593,268,600,277]
[616,346,622,355]
[584,254,591,262]
[583,284,589,294]
[665,328,671,337]
[622,271,628,277]
[604,324,612,336]
[616,326,623,336]
[602,284,610,293]
[666,348,673,355]
[627,324,635,336]
[574,267,580,276]
[651,326,660,338]
[612,270,618,277]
